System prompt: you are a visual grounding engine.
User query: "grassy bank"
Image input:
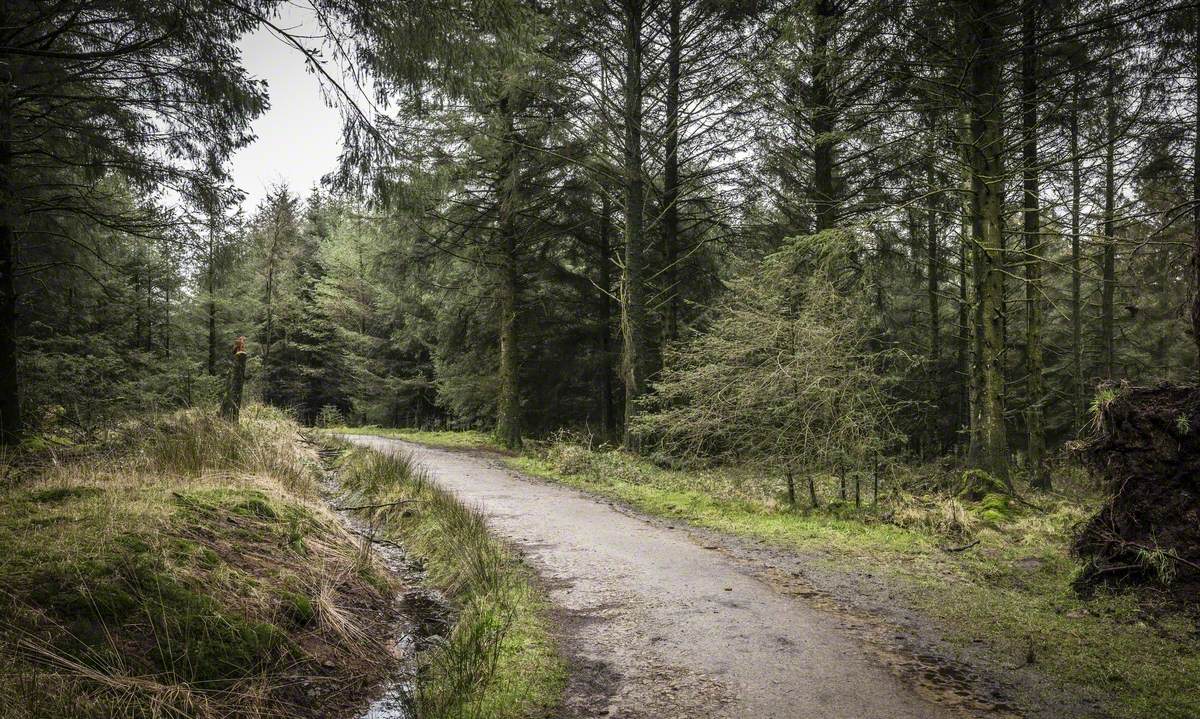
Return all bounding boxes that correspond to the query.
[352,428,1199,719]
[0,407,405,719]
[326,439,564,719]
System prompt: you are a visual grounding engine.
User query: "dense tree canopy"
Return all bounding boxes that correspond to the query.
[6,0,1200,494]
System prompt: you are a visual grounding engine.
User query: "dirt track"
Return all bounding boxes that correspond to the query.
[346,435,990,719]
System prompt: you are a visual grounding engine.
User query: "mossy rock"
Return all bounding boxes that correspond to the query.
[139,574,292,682]
[958,469,1008,501]
[975,492,1014,525]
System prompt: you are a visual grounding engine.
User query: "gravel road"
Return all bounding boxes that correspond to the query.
[345,435,988,719]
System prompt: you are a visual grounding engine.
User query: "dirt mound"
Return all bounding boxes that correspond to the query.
[1073,382,1200,603]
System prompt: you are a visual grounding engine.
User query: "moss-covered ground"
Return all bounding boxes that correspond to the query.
[0,408,402,719]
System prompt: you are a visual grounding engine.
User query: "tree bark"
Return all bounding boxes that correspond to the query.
[1070,87,1084,429]
[1021,0,1047,489]
[0,88,19,444]
[0,155,17,444]
[220,348,248,421]
[958,114,975,454]
[206,213,217,376]
[662,0,681,347]
[812,0,836,232]
[925,114,941,454]
[958,204,971,449]
[598,195,616,439]
[620,0,647,448]
[1193,10,1200,378]
[1101,64,1117,379]
[495,94,522,450]
[962,0,1009,483]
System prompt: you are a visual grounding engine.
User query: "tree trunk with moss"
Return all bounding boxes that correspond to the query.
[220,346,248,421]
[961,0,1009,484]
[1101,64,1117,379]
[0,98,19,445]
[1021,0,1047,489]
[620,0,647,449]
[495,94,522,450]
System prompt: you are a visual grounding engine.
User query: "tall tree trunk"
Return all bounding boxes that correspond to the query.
[1101,64,1117,379]
[496,94,522,450]
[598,195,616,439]
[958,203,971,450]
[145,261,154,352]
[0,118,18,444]
[1070,87,1083,428]
[0,9,18,443]
[662,0,681,347]
[1022,0,1047,489]
[263,262,274,371]
[963,0,1009,483]
[961,112,983,462]
[206,216,217,376]
[812,0,836,232]
[163,254,171,359]
[134,264,144,348]
[1193,10,1200,378]
[926,115,941,454]
[620,0,647,448]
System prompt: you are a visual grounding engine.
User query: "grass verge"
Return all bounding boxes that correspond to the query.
[352,428,1200,719]
[0,407,403,719]
[325,438,565,719]
[329,426,500,452]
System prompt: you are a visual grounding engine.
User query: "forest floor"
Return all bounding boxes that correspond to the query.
[337,428,1200,719]
[0,409,422,719]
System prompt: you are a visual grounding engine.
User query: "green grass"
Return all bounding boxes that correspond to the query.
[0,407,402,719]
[329,425,501,451]
[353,427,1200,719]
[328,440,565,719]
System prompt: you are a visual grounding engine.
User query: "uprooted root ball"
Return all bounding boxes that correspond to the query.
[1072,382,1200,604]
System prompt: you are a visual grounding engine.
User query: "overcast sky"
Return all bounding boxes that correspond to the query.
[230,5,345,212]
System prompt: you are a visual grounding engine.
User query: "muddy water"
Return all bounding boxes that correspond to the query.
[315,450,449,719]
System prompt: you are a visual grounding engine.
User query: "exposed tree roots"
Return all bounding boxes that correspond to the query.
[1073,382,1200,605]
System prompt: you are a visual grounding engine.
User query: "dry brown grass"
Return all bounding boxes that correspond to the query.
[0,405,404,719]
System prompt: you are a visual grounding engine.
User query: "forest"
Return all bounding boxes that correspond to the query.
[3,0,1200,717]
[7,0,1198,473]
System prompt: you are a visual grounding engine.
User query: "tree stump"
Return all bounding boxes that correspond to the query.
[220,337,248,421]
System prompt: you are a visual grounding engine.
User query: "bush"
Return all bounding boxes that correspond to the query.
[634,232,901,477]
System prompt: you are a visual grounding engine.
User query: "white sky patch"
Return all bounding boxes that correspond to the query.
[231,4,345,212]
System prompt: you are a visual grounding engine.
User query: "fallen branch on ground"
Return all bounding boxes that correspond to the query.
[333,499,419,512]
[350,528,407,553]
[940,539,980,553]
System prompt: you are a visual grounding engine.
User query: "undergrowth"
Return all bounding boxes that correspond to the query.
[0,406,399,719]
[327,441,565,719]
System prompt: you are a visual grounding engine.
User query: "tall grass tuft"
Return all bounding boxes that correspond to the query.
[133,405,312,493]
